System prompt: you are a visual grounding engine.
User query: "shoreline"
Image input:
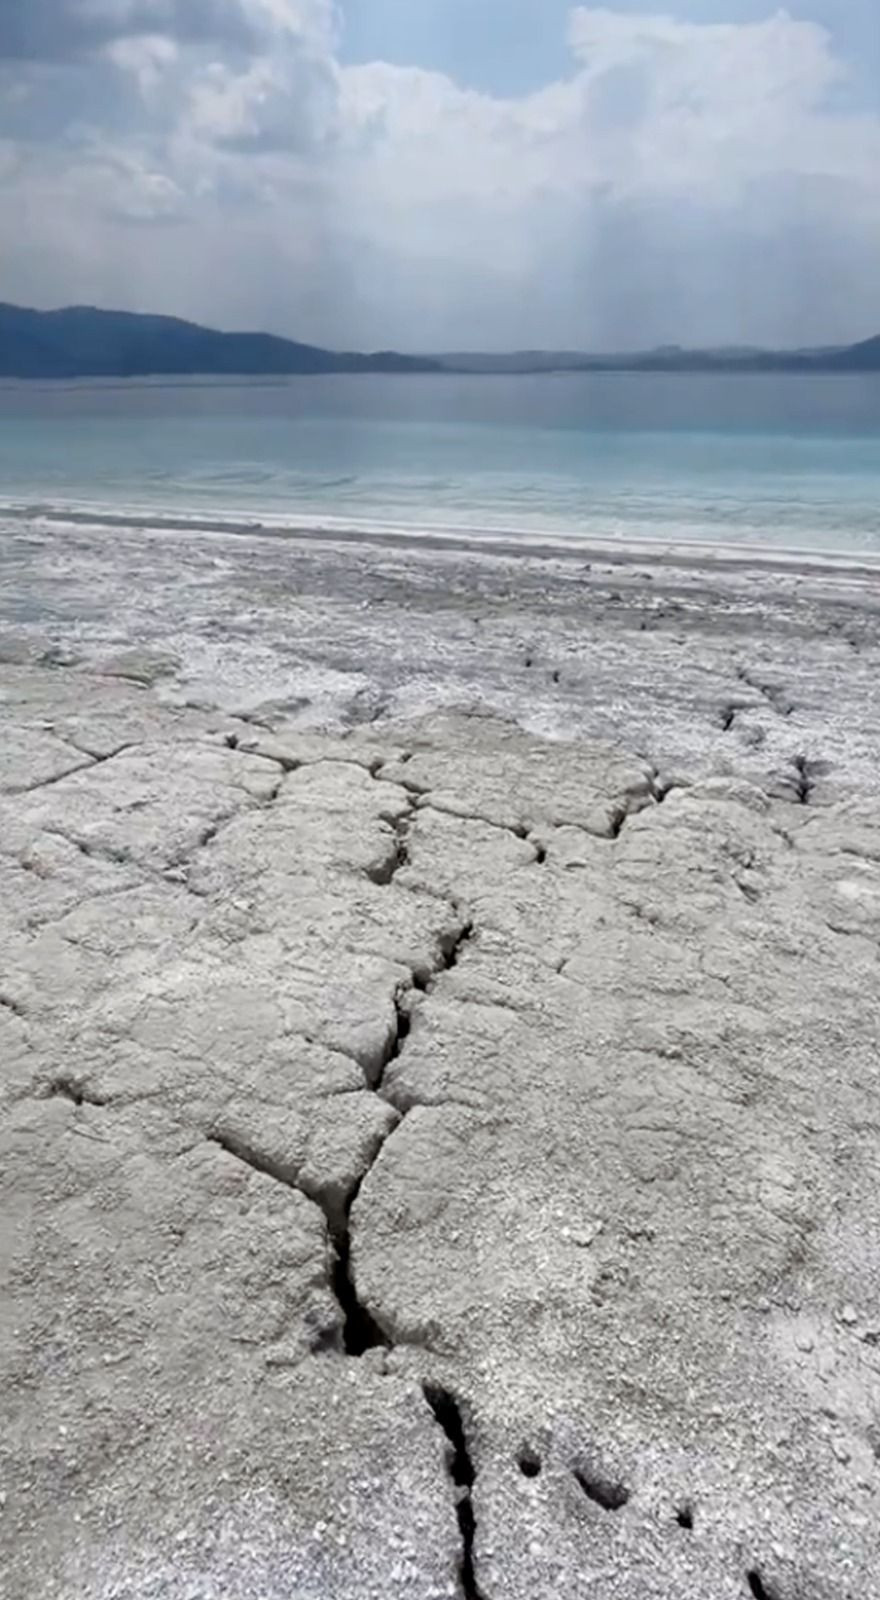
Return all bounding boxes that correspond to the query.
[7,497,880,577]
[3,500,879,806]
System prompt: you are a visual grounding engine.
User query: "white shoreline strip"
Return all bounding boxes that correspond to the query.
[5,498,880,579]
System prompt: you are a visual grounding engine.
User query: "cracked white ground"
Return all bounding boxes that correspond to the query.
[2,513,880,1600]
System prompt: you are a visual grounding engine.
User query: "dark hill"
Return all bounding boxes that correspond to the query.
[817,334,880,372]
[0,304,440,379]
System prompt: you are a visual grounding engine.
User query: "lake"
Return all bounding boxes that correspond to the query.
[1,371,879,554]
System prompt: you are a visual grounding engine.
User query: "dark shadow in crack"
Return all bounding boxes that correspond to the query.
[423,1385,485,1600]
[331,1185,391,1357]
[792,754,814,805]
[366,811,413,887]
[43,1076,106,1108]
[208,1131,392,1356]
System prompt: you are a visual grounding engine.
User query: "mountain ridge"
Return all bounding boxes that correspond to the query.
[0,304,440,379]
[1,303,879,378]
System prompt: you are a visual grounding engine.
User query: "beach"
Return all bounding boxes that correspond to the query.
[3,510,880,1599]
[4,504,880,796]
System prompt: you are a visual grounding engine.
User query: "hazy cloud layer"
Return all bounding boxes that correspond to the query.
[0,2,878,349]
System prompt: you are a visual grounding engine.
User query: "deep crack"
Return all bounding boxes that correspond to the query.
[378,923,474,1085]
[423,1385,485,1600]
[202,833,465,1359]
[330,1175,392,1357]
[208,1126,394,1358]
[440,921,474,973]
[792,754,813,805]
[368,916,474,1110]
[609,804,628,839]
[371,990,414,1092]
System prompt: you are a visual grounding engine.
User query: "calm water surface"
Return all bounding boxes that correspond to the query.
[1,372,879,553]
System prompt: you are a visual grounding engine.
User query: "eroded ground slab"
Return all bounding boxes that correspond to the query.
[2,525,880,1599]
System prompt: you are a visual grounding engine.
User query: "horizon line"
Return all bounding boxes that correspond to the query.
[3,301,875,362]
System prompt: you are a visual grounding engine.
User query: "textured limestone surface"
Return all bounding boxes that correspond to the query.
[2,517,880,1599]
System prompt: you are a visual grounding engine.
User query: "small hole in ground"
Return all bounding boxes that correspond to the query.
[676,1505,694,1531]
[518,1449,542,1479]
[747,1572,778,1600]
[225,733,239,749]
[574,1467,630,1513]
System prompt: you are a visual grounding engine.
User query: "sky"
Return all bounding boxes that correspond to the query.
[0,2,879,351]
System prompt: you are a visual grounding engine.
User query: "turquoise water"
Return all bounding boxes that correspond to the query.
[1,372,879,552]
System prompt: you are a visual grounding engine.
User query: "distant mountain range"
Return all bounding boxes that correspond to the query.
[439,338,880,374]
[2,303,880,379]
[0,304,440,379]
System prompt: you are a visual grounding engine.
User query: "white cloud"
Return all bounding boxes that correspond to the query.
[104,33,179,96]
[184,52,337,152]
[321,8,880,346]
[563,7,878,195]
[0,5,879,349]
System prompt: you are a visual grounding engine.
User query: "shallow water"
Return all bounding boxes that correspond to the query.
[1,371,879,553]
